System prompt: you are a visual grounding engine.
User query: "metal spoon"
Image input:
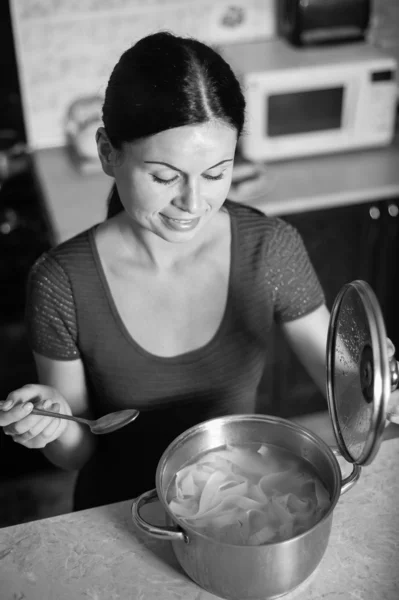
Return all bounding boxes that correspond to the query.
[30,406,140,435]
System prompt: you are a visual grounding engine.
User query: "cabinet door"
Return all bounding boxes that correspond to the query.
[258,202,375,418]
[367,199,399,350]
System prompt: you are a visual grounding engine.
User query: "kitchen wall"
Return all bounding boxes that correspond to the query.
[10,0,399,152]
[10,0,276,150]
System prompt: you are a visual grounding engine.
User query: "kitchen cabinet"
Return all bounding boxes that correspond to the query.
[257,197,399,418]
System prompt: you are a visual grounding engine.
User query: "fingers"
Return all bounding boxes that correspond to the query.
[0,399,35,427]
[387,389,399,424]
[12,416,65,448]
[0,383,60,426]
[386,339,399,422]
[387,338,396,359]
[10,420,65,449]
[17,401,62,440]
[0,384,50,418]
[3,383,51,407]
[39,409,64,440]
[4,399,52,436]
[1,394,66,448]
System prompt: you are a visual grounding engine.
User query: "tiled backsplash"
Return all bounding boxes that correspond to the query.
[368,0,399,65]
[10,0,276,149]
[10,0,399,151]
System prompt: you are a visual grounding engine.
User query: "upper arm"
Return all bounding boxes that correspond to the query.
[266,219,328,393]
[281,304,330,397]
[34,352,92,418]
[270,220,325,323]
[26,252,91,415]
[26,252,80,361]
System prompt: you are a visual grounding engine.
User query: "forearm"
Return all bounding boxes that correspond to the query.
[285,337,337,445]
[281,305,330,398]
[42,419,97,471]
[32,355,97,470]
[281,305,336,444]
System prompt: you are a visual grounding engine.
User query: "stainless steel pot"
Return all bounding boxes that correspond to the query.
[131,414,360,600]
[132,281,398,599]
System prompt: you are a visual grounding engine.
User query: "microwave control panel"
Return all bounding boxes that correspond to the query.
[368,70,397,135]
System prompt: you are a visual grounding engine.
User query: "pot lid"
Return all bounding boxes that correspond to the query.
[326,280,395,466]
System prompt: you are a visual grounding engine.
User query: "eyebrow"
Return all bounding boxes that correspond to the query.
[144,159,234,172]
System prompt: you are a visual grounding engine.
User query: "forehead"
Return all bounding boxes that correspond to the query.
[124,121,237,166]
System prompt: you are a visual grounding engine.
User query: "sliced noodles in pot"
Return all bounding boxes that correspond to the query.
[167,443,331,545]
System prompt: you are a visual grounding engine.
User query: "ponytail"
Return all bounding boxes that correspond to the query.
[106,182,124,219]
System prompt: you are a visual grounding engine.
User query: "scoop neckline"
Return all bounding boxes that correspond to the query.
[89,207,237,365]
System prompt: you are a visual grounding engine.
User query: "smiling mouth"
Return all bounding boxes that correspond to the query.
[160,214,201,232]
[166,217,196,224]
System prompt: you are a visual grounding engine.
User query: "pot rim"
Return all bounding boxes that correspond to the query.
[155,413,342,548]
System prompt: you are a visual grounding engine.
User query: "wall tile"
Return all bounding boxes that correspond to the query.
[10,0,276,149]
[10,0,399,151]
[368,0,399,59]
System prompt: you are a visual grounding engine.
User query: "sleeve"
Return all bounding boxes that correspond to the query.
[25,252,81,360]
[268,219,325,323]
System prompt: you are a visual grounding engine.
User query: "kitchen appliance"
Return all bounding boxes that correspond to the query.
[278,0,371,47]
[220,38,397,162]
[131,280,398,600]
[65,95,103,174]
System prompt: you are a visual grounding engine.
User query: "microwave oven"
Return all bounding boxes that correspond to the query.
[220,39,397,162]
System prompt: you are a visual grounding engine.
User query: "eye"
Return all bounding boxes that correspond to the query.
[202,172,225,181]
[151,174,179,185]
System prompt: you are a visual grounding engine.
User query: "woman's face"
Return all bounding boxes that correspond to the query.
[110,121,237,243]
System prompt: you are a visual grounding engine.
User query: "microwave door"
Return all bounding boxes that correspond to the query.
[242,68,357,161]
[267,87,344,138]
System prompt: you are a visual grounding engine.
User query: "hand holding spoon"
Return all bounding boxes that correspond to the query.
[30,405,140,435]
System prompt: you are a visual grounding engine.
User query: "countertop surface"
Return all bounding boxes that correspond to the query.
[33,136,399,245]
[1,437,398,600]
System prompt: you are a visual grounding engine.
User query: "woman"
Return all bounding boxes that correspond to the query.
[0,32,397,509]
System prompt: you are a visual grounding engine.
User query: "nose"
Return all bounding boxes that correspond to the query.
[173,180,206,215]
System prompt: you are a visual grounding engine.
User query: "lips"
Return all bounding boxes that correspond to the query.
[160,214,201,232]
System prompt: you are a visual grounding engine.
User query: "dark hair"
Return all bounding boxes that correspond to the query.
[103,31,246,218]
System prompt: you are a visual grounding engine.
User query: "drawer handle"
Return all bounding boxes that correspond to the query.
[388,204,399,217]
[369,206,380,220]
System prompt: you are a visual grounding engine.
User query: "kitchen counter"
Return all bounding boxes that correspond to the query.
[1,438,398,600]
[33,136,399,245]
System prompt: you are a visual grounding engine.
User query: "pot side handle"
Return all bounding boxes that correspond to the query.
[331,447,362,495]
[131,488,189,543]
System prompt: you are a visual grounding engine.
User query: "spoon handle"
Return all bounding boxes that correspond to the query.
[31,407,90,427]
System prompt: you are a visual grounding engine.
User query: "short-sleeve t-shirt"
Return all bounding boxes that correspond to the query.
[26,200,325,509]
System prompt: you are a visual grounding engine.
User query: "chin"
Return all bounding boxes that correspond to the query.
[156,229,200,243]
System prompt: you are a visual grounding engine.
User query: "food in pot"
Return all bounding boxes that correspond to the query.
[167,443,330,545]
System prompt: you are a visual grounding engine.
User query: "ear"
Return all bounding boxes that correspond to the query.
[96,127,121,176]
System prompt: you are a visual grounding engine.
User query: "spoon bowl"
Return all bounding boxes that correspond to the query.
[30,406,140,434]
